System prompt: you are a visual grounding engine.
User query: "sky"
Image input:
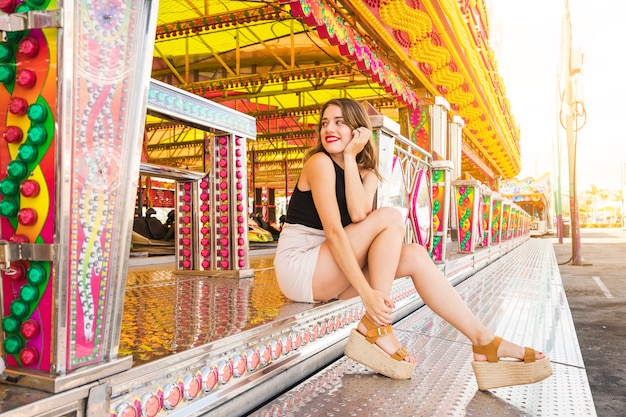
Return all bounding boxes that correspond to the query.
[490,0,626,195]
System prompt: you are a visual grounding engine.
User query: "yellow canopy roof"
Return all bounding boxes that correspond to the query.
[147,0,521,190]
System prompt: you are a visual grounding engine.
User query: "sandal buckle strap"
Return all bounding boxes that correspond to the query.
[391,347,410,361]
[365,324,392,343]
[523,347,536,363]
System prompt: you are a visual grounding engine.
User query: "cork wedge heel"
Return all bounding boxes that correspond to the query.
[471,336,553,390]
[344,316,416,380]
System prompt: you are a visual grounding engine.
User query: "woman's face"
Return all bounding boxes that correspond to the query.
[320,104,353,156]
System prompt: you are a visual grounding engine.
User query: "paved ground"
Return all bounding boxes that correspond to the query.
[546,227,626,417]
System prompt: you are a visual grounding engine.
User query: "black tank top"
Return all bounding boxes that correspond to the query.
[285,157,352,230]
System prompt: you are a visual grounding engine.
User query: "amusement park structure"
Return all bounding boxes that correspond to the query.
[0,1,543,416]
[501,173,554,237]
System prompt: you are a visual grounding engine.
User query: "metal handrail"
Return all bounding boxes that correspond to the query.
[139,162,205,181]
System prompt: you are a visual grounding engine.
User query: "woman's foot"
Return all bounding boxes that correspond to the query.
[345,316,417,379]
[471,335,552,390]
[357,319,417,364]
[472,336,545,362]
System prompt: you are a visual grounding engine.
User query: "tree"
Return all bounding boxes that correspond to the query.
[612,190,623,224]
[586,184,600,223]
[578,198,592,224]
[599,190,610,223]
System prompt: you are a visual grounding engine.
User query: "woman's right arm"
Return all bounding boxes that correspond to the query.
[303,154,386,315]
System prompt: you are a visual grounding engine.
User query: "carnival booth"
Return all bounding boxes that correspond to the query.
[143,79,256,276]
[0,0,161,393]
[501,174,553,237]
[431,160,454,260]
[0,0,254,395]
[452,177,482,253]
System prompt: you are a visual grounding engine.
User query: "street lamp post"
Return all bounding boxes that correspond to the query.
[561,0,585,265]
[555,66,564,244]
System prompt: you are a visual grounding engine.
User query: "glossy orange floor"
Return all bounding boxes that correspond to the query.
[121,248,314,366]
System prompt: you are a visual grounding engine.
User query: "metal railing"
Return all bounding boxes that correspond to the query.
[392,135,432,246]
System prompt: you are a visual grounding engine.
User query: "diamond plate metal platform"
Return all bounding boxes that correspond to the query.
[248,239,596,417]
[0,238,596,417]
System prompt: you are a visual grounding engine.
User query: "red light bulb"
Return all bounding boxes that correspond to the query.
[0,0,16,13]
[4,126,24,144]
[19,346,39,367]
[2,260,27,281]
[8,97,28,115]
[16,69,36,88]
[17,208,37,226]
[20,319,40,339]
[18,37,39,58]
[20,180,40,197]
[8,234,29,243]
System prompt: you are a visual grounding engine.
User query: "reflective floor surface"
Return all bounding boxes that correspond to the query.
[121,251,314,366]
[249,239,596,417]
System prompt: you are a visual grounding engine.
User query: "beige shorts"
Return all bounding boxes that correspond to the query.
[274,223,326,303]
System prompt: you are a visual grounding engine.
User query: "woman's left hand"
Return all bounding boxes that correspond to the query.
[361,288,394,326]
[344,127,371,159]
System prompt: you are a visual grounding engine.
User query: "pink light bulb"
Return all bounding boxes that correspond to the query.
[16,69,36,88]
[8,97,28,115]
[20,179,40,197]
[4,126,24,143]
[18,37,39,58]
[17,208,37,226]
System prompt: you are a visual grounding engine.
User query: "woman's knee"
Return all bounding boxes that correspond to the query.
[371,207,406,230]
[412,242,429,256]
[398,243,435,279]
[405,243,430,264]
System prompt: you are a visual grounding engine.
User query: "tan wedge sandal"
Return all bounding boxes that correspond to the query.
[471,336,553,390]
[344,315,416,380]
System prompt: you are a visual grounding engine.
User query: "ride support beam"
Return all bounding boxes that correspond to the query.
[0,0,160,392]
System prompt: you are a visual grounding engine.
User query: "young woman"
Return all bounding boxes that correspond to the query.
[274,98,552,389]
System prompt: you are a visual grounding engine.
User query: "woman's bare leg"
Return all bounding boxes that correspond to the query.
[396,243,545,361]
[311,207,415,362]
[312,207,405,301]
